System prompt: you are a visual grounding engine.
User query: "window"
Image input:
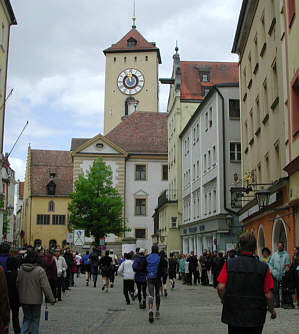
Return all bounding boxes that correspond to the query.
[113,57,116,63]
[204,194,207,215]
[196,123,199,141]
[209,107,212,127]
[291,72,299,137]
[230,143,241,161]
[209,192,212,214]
[1,23,4,47]
[96,143,104,149]
[48,201,55,212]
[162,165,168,181]
[127,37,137,47]
[134,56,137,62]
[135,199,146,216]
[145,56,148,61]
[52,215,66,225]
[213,146,216,165]
[208,150,211,169]
[135,228,146,239]
[171,217,177,228]
[213,190,217,212]
[204,154,207,172]
[203,87,210,97]
[205,112,208,130]
[271,61,279,109]
[193,127,196,144]
[135,165,146,180]
[197,160,199,178]
[124,57,127,63]
[287,0,296,27]
[201,72,210,82]
[193,164,195,180]
[37,214,50,225]
[229,99,240,119]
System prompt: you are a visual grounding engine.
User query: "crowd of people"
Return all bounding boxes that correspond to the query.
[0,239,298,333]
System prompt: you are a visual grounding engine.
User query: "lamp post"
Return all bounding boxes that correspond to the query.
[255,188,271,211]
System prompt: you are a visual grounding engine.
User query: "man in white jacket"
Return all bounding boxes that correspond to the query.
[54,249,68,301]
[118,253,135,304]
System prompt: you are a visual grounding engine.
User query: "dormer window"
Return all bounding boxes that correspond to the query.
[96,143,104,149]
[47,180,56,196]
[200,72,210,82]
[127,37,137,47]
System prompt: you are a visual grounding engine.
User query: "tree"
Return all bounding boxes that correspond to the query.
[68,157,126,245]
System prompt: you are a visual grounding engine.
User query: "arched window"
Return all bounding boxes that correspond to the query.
[48,200,55,212]
[272,217,288,252]
[125,97,138,116]
[257,225,265,257]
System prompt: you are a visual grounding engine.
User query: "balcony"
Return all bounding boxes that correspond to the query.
[157,189,177,209]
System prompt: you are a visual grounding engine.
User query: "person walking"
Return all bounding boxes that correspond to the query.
[178,254,185,283]
[63,247,73,290]
[159,250,168,297]
[109,250,118,288]
[168,253,177,289]
[89,248,100,288]
[99,250,112,292]
[54,249,67,301]
[75,252,82,278]
[133,248,147,309]
[269,242,290,308]
[184,255,190,285]
[146,245,165,323]
[292,247,299,308]
[118,253,135,305]
[42,250,57,301]
[217,232,276,334]
[0,265,10,334]
[199,250,209,285]
[211,252,224,288]
[82,251,91,286]
[17,251,55,334]
[0,242,10,271]
[5,256,21,334]
[187,251,198,285]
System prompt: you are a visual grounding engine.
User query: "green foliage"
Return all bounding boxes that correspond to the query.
[2,210,10,235]
[68,157,126,244]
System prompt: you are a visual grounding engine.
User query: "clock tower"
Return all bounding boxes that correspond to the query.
[103,24,161,134]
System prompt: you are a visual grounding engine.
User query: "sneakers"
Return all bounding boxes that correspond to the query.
[102,286,105,291]
[149,311,154,323]
[110,283,113,288]
[172,281,175,289]
[155,311,160,320]
[164,289,167,297]
[93,281,96,288]
[130,292,135,301]
[142,300,146,309]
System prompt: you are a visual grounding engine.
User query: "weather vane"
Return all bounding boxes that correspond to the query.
[132,0,136,29]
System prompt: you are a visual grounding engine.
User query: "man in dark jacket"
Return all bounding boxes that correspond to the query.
[217,232,276,334]
[187,251,198,285]
[133,248,147,309]
[0,242,10,271]
[63,247,73,289]
[0,265,10,333]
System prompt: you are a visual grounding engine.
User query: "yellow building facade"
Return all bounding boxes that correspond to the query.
[21,148,72,249]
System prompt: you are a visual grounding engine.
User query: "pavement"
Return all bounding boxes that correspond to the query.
[12,275,298,334]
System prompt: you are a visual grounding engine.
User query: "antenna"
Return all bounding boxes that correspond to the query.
[7,121,29,158]
[132,0,136,29]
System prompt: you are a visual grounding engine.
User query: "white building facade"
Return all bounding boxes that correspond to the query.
[180,84,242,254]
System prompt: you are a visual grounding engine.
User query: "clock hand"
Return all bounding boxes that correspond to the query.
[127,72,133,82]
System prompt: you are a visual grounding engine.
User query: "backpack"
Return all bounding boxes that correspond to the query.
[133,256,146,273]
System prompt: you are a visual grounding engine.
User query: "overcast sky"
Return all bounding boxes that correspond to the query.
[5,0,242,181]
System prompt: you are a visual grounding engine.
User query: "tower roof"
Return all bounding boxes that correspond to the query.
[103,29,161,64]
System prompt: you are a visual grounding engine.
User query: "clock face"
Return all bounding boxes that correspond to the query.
[117,69,144,95]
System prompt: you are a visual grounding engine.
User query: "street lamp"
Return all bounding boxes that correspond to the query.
[255,188,271,211]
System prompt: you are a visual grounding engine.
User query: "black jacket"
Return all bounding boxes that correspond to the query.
[5,270,19,308]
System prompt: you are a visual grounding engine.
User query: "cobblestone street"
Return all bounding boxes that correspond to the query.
[12,275,298,334]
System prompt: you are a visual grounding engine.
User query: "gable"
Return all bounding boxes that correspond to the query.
[80,141,119,155]
[134,189,149,197]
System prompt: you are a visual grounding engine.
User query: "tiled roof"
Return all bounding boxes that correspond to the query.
[30,150,73,196]
[18,182,24,200]
[70,138,89,151]
[180,61,239,100]
[103,29,161,63]
[105,112,168,154]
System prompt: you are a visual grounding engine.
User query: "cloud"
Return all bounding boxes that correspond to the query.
[9,157,26,181]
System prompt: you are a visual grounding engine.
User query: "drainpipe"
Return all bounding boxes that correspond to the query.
[214,87,238,240]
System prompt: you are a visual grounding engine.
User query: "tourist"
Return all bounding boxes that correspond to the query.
[42,249,57,301]
[132,248,147,309]
[5,256,21,334]
[178,254,185,282]
[292,247,299,308]
[187,251,198,285]
[269,242,290,308]
[259,248,271,265]
[211,252,224,288]
[89,248,100,288]
[118,253,135,304]
[206,250,213,285]
[0,265,10,333]
[217,232,276,334]
[0,242,10,271]
[281,263,295,309]
[159,250,168,297]
[168,253,177,289]
[184,255,190,284]
[75,252,82,278]
[146,245,165,323]
[17,251,55,334]
[99,250,113,292]
[109,250,118,288]
[54,249,67,301]
[63,247,74,290]
[82,251,91,286]
[199,250,209,285]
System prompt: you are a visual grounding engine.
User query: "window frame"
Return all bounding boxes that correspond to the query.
[135,164,147,181]
[135,198,147,216]
[229,99,240,119]
[230,142,242,162]
[52,215,66,225]
[36,214,50,225]
[162,164,168,181]
[135,228,147,239]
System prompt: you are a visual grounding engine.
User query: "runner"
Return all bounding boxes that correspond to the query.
[82,251,91,286]
[146,245,167,323]
[118,253,135,304]
[109,250,118,288]
[133,248,147,309]
[99,250,112,292]
[168,253,177,289]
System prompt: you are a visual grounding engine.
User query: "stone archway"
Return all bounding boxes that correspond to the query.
[257,225,265,257]
[272,216,288,252]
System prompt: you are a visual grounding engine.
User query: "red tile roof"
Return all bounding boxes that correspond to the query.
[105,112,168,154]
[103,28,161,63]
[30,150,73,196]
[18,182,24,200]
[180,61,239,100]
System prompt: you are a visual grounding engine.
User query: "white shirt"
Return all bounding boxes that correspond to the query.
[75,255,82,266]
[117,259,135,280]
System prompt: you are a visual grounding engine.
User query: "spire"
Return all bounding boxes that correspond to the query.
[132,0,136,29]
[175,40,179,54]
